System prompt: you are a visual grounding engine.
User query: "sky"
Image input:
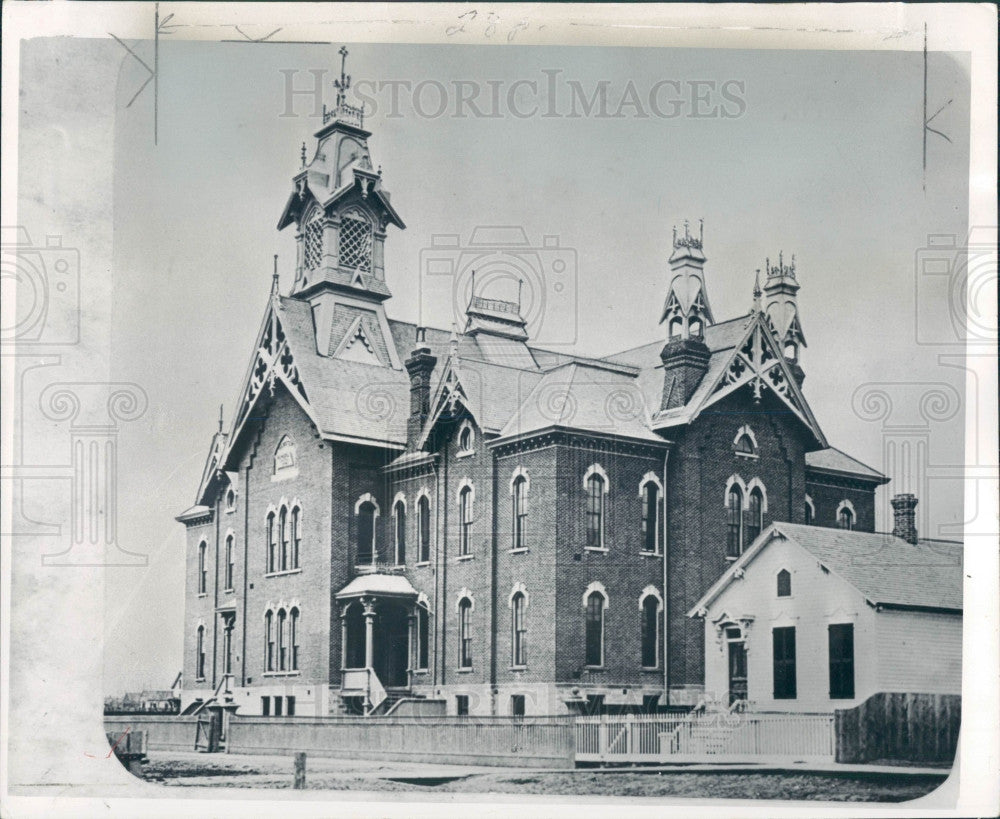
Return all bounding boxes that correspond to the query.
[99,41,969,692]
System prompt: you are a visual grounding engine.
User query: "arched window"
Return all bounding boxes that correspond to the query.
[805,495,815,525]
[303,208,324,270]
[196,625,206,679]
[290,506,301,569]
[264,611,274,671]
[290,608,300,671]
[511,592,527,667]
[668,317,683,338]
[735,434,755,455]
[459,485,474,556]
[689,318,702,337]
[784,341,798,361]
[585,591,606,667]
[393,499,406,565]
[838,506,855,530]
[338,209,373,272]
[415,603,430,671]
[417,495,431,563]
[226,488,236,511]
[357,500,376,564]
[727,485,744,558]
[777,569,792,597]
[746,487,764,545]
[641,594,660,668]
[279,507,289,571]
[277,609,288,671]
[458,423,474,453]
[224,534,235,591]
[198,541,208,594]
[641,479,660,554]
[458,597,473,669]
[266,512,276,573]
[586,474,605,549]
[512,475,528,550]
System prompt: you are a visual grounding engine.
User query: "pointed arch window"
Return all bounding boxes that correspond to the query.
[417,495,431,563]
[805,495,815,526]
[640,478,661,554]
[585,591,606,667]
[415,603,430,671]
[641,594,661,668]
[511,591,527,667]
[196,625,206,680]
[290,607,300,671]
[726,485,744,558]
[338,209,373,273]
[279,506,289,571]
[290,506,301,569]
[837,501,855,531]
[458,597,473,669]
[266,511,277,573]
[585,473,606,549]
[512,475,528,550]
[198,541,208,594]
[303,208,324,271]
[277,608,288,671]
[264,611,274,671]
[746,487,764,545]
[224,534,235,591]
[357,500,377,564]
[459,485,474,556]
[393,499,406,565]
[777,569,792,597]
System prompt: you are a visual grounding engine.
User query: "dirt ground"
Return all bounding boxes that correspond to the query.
[137,752,948,802]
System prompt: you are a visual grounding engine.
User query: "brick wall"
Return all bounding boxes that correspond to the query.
[806,476,877,533]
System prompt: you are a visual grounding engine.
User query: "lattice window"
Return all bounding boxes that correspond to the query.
[339,211,373,272]
[303,210,324,270]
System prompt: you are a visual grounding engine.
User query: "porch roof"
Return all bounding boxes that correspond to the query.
[335,573,418,599]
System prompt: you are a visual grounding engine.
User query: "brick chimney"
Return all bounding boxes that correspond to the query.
[404,327,436,449]
[891,493,919,544]
[659,337,711,411]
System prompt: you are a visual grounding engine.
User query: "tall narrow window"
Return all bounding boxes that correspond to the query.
[585,591,605,666]
[277,609,288,671]
[641,481,660,553]
[393,500,406,565]
[586,475,605,549]
[222,617,234,675]
[418,495,431,563]
[198,541,208,594]
[196,625,206,679]
[290,608,300,672]
[303,208,324,270]
[772,626,797,699]
[459,486,473,556]
[746,487,764,545]
[265,611,274,672]
[777,569,792,597]
[266,512,276,573]
[291,506,301,569]
[279,506,289,571]
[641,595,660,668]
[838,506,855,530]
[727,485,743,558]
[224,534,235,590]
[458,598,473,669]
[805,496,815,525]
[357,501,376,564]
[828,623,855,699]
[512,475,528,550]
[511,592,527,667]
[416,604,429,671]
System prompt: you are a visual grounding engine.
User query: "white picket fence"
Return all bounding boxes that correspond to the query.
[575,712,835,763]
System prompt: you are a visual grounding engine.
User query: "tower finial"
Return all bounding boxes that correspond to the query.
[699,218,704,245]
[218,404,224,434]
[752,269,762,311]
[518,278,524,311]
[335,45,351,109]
[470,270,476,309]
[300,142,307,168]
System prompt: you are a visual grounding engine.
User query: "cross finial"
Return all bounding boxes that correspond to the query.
[470,270,476,308]
[752,269,762,311]
[335,45,351,108]
[218,404,224,434]
[699,218,704,245]
[300,142,307,167]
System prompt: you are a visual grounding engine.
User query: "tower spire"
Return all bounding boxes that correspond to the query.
[661,218,713,341]
[763,249,806,370]
[752,269,762,312]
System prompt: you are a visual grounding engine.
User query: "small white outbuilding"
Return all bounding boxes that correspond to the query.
[688,521,962,713]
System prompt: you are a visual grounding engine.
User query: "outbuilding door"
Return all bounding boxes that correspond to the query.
[728,636,748,706]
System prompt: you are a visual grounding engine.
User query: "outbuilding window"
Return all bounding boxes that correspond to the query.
[828,623,855,699]
[772,626,797,699]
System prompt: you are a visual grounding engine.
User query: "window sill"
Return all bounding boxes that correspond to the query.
[734,452,759,460]
[195,677,206,683]
[197,592,208,598]
[262,670,301,678]
[225,508,237,514]
[509,665,528,672]
[223,587,235,594]
[508,547,529,554]
[583,665,605,672]
[725,555,740,562]
[455,450,475,460]
[584,547,608,553]
[265,568,303,578]
[641,666,662,672]
[412,669,429,675]
[415,561,431,568]
[639,550,662,558]
[456,667,474,674]
[456,553,474,562]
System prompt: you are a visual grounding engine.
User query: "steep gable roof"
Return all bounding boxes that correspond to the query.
[806,447,888,483]
[689,522,963,616]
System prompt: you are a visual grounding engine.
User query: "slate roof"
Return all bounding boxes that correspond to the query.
[335,573,419,598]
[805,447,888,482]
[690,522,963,615]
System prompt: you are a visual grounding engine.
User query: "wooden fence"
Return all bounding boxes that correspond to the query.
[576,712,835,763]
[834,693,961,764]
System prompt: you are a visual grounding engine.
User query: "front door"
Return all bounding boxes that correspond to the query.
[373,602,410,687]
[728,640,748,706]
